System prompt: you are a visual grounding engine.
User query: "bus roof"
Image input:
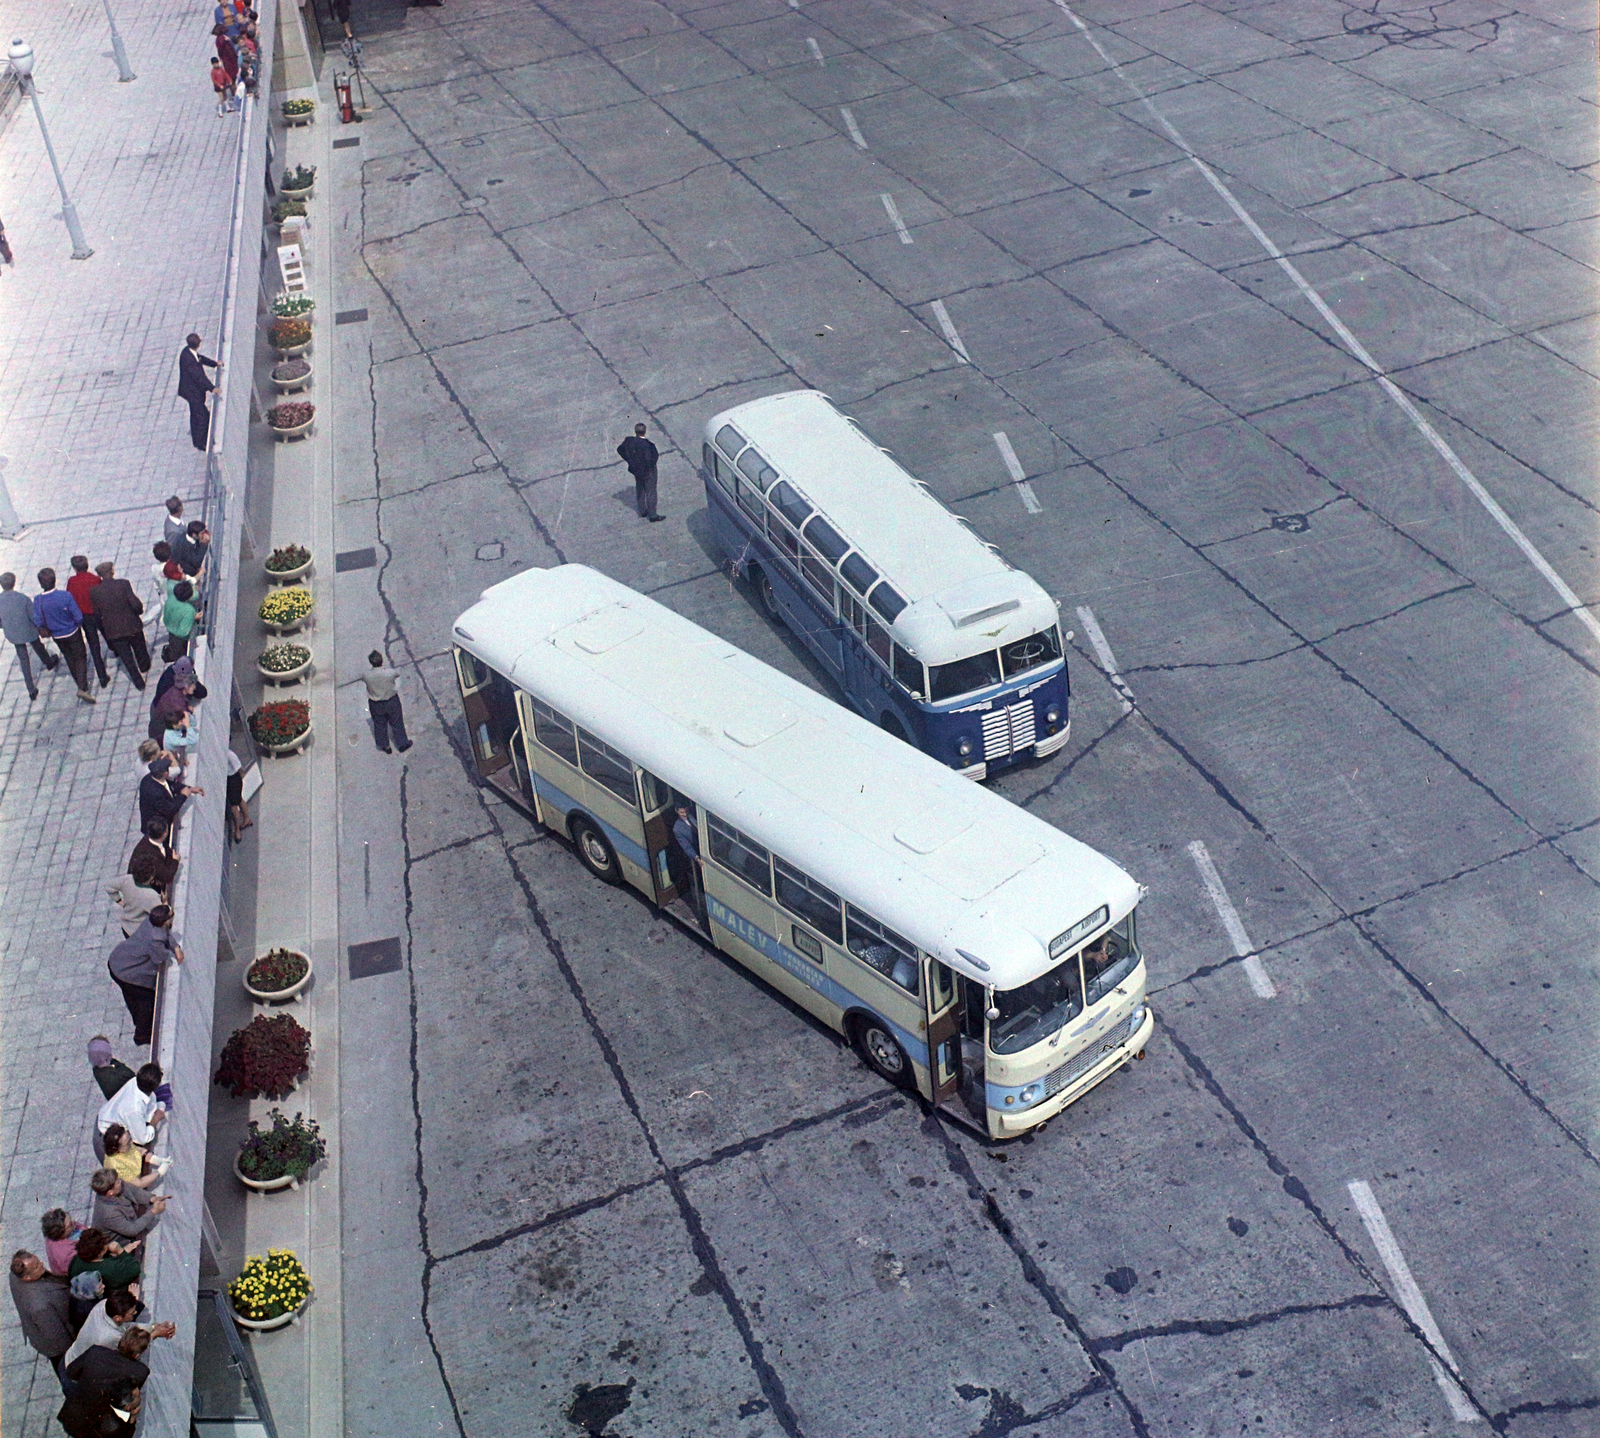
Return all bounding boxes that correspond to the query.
[704,390,1059,667]
[454,566,1139,991]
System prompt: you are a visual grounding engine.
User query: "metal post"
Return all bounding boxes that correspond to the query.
[21,79,93,259]
[100,0,136,82]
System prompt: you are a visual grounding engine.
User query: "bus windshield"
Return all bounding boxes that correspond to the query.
[928,626,1064,702]
[1000,626,1063,679]
[990,955,1083,1054]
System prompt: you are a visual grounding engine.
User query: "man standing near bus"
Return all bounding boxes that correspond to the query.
[671,803,704,926]
[616,422,662,523]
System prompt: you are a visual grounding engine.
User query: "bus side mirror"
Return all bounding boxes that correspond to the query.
[985,1007,1000,1022]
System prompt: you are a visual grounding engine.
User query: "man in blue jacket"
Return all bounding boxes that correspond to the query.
[32,568,95,703]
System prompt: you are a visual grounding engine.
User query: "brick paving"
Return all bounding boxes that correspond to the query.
[0,0,254,1429]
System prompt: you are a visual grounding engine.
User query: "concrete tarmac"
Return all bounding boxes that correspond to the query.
[319,1,1598,1434]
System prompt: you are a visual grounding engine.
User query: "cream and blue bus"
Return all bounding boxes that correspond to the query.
[452,565,1151,1139]
[701,390,1069,780]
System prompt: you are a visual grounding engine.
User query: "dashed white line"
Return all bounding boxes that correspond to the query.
[992,431,1042,514]
[1185,840,1276,998]
[1074,605,1135,715]
[805,37,824,66]
[1050,0,1600,650]
[1348,1181,1481,1424]
[880,193,913,244]
[839,105,867,149]
[930,300,970,363]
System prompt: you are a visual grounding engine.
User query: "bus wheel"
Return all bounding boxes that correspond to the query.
[754,567,785,628]
[853,1017,911,1088]
[571,817,620,885]
[879,713,909,743]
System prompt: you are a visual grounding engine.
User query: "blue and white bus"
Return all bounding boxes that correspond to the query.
[452,565,1151,1139]
[700,390,1069,780]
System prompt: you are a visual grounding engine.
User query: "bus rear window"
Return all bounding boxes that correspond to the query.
[869,582,906,622]
[840,552,877,596]
[708,813,772,895]
[803,515,849,564]
[929,650,1001,701]
[770,481,811,529]
[1000,626,1063,679]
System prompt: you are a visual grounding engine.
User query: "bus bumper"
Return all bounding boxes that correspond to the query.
[990,1005,1154,1137]
[1033,722,1071,759]
[955,759,987,781]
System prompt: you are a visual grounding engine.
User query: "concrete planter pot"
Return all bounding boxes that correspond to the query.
[270,339,311,359]
[261,615,309,636]
[263,555,313,584]
[258,721,313,757]
[257,651,312,685]
[269,359,312,394]
[269,415,314,442]
[244,949,312,1002]
[233,1151,301,1192]
[231,1294,310,1331]
[282,111,314,128]
[279,183,313,202]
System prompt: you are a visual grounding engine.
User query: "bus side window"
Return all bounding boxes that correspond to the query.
[800,546,835,605]
[715,424,744,459]
[773,856,842,944]
[707,812,772,896]
[531,698,579,768]
[892,644,925,697]
[927,957,956,1012]
[736,475,765,522]
[736,448,778,492]
[638,770,672,814]
[707,445,734,494]
[769,516,800,560]
[841,593,867,638]
[577,728,637,805]
[840,552,878,596]
[865,615,892,664]
[846,904,920,995]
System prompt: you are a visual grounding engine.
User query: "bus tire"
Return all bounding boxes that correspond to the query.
[879,712,909,744]
[570,816,620,885]
[753,566,785,628]
[852,1015,912,1089]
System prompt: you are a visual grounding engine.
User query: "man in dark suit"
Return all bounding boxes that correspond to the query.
[90,562,149,688]
[9,1251,73,1390]
[617,422,663,522]
[177,333,221,452]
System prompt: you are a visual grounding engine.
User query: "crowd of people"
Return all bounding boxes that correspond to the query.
[9,1040,180,1436]
[210,0,263,117]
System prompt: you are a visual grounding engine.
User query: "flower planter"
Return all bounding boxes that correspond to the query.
[271,298,315,322]
[270,359,313,394]
[279,183,313,202]
[234,1151,300,1192]
[258,720,313,757]
[263,555,313,584]
[270,415,314,442]
[261,615,309,636]
[271,339,312,359]
[232,1294,310,1330]
[283,111,313,128]
[244,949,312,1002]
[257,651,312,685]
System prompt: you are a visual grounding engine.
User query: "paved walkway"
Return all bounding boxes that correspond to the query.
[0,0,255,1429]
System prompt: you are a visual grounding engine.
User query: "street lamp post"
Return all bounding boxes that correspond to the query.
[101,0,136,82]
[7,39,93,261]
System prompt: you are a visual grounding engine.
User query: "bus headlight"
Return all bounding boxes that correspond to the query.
[957,737,973,757]
[1019,1085,1040,1105]
[1131,1005,1147,1030]
[1045,705,1060,725]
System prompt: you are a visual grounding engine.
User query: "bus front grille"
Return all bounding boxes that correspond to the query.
[1042,1011,1138,1097]
[981,699,1037,761]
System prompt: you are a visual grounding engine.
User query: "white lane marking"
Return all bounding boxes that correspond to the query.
[992,431,1042,513]
[880,193,914,244]
[839,105,868,149]
[806,37,825,66]
[1348,1181,1481,1424]
[930,299,970,363]
[1185,841,1276,998]
[1074,605,1135,714]
[1050,0,1600,649]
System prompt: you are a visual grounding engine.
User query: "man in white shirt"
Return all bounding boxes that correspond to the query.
[97,1065,166,1147]
[361,649,412,753]
[64,1291,175,1367]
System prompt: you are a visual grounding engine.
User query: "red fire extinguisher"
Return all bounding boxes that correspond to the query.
[335,73,354,124]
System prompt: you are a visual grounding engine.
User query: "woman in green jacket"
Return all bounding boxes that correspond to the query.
[68,1228,141,1291]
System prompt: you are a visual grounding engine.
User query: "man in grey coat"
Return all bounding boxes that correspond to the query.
[107,908,184,1047]
[91,1169,168,1241]
[0,571,59,700]
[9,1251,74,1389]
